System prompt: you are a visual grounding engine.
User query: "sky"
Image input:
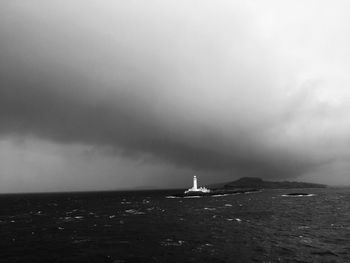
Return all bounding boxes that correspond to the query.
[1,0,350,193]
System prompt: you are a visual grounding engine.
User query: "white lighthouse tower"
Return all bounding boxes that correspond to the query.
[185,175,210,193]
[193,175,198,190]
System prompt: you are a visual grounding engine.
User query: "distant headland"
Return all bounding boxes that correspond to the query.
[207,177,327,190]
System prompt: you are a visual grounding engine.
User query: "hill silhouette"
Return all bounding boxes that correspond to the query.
[208,177,326,190]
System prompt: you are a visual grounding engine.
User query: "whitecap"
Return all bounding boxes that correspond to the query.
[227,218,242,222]
[160,239,185,247]
[134,211,146,215]
[298,226,310,229]
[281,194,315,197]
[211,194,228,197]
[244,190,260,194]
[125,209,145,215]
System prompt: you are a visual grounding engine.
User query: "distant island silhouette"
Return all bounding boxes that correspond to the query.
[207,177,327,190]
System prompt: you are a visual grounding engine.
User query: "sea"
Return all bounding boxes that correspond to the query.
[0,187,349,263]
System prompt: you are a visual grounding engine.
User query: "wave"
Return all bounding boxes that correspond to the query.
[281,194,315,197]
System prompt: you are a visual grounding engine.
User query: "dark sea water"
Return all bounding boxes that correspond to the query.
[0,188,349,263]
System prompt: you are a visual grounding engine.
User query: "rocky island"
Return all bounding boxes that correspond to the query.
[175,176,326,197]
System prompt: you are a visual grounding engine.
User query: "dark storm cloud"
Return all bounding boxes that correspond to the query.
[1,0,350,186]
[0,56,316,179]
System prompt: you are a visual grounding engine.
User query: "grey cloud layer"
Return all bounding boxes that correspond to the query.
[1,1,349,182]
[0,59,312,178]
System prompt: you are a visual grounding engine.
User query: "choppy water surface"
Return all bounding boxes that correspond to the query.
[0,188,349,262]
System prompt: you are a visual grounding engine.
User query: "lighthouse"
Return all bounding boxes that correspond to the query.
[184,175,210,193]
[193,176,198,190]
